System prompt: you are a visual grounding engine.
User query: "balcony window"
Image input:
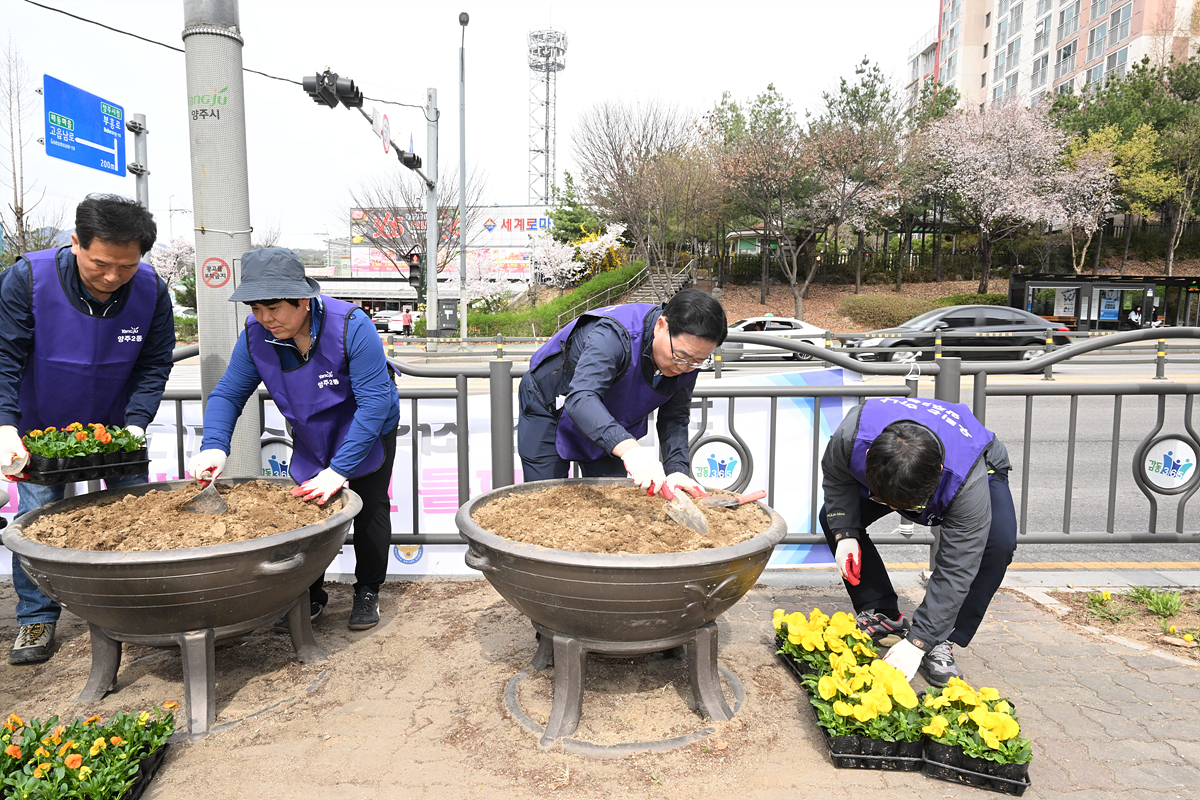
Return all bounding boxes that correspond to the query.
[1010,2,1024,32]
[1037,0,1052,15]
[1105,46,1128,79]
[1006,72,1020,96]
[1055,77,1075,95]
[1084,63,1105,91]
[1087,22,1108,61]
[1055,41,1077,80]
[999,0,1011,15]
[996,18,1009,47]
[993,85,1006,104]
[1032,90,1048,106]
[1090,0,1108,21]
[1007,36,1021,66]
[1034,17,1052,51]
[994,51,1008,82]
[1108,3,1130,47]
[1031,54,1050,88]
[1058,0,1080,40]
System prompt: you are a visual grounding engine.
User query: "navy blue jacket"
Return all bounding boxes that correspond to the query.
[0,246,176,430]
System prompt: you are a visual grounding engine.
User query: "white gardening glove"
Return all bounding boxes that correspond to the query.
[835,538,862,586]
[883,637,925,683]
[621,446,668,496]
[187,449,227,485]
[0,425,29,481]
[125,425,146,443]
[291,467,347,505]
[665,471,707,499]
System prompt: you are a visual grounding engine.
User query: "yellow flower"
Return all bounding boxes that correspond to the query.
[994,700,1011,715]
[826,612,860,639]
[957,713,969,724]
[138,712,150,724]
[1102,590,1111,601]
[78,765,92,780]
[772,608,785,631]
[33,762,51,779]
[978,687,1001,702]
[33,747,49,759]
[1168,625,1177,634]
[797,627,826,652]
[924,693,951,710]
[829,650,857,673]
[1185,634,1195,643]
[851,702,879,723]
[824,628,848,653]
[989,712,1021,741]
[942,682,980,707]
[832,700,854,718]
[847,665,872,691]
[922,715,950,738]
[89,736,107,757]
[7,714,22,728]
[981,729,1002,749]
[82,715,101,727]
[163,701,179,710]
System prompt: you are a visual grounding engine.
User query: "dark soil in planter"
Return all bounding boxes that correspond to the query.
[472,484,771,554]
[18,480,334,551]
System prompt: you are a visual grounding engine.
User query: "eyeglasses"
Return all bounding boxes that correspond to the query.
[869,494,928,513]
[668,333,714,370]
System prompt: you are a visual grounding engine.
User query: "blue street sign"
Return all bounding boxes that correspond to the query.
[43,75,126,176]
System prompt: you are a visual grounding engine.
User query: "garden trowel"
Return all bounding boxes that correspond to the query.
[700,489,767,508]
[183,480,227,514]
[663,485,709,535]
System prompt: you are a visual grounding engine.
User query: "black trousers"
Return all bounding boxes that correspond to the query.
[819,474,1017,648]
[517,373,625,480]
[310,426,397,605]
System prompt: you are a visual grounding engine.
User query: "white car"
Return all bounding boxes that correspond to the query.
[720,316,828,362]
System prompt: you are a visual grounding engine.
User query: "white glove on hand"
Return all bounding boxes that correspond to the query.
[621,446,667,496]
[0,425,29,480]
[665,471,707,499]
[187,449,227,484]
[835,538,862,586]
[292,467,347,505]
[125,425,146,443]
[882,637,925,682]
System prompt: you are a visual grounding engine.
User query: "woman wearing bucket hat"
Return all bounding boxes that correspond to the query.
[187,247,400,631]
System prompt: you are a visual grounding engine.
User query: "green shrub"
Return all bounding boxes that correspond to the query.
[174,315,197,342]
[838,295,937,329]
[933,293,1008,307]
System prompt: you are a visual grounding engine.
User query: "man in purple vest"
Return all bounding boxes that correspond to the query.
[820,398,1016,687]
[187,248,400,632]
[518,289,727,498]
[0,194,174,665]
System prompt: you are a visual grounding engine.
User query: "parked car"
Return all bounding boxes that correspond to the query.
[371,310,401,332]
[387,311,420,334]
[720,316,828,362]
[842,305,1072,363]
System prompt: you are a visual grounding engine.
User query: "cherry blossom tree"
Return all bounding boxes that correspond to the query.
[1059,129,1119,274]
[928,101,1063,294]
[528,229,582,294]
[461,249,513,314]
[149,236,195,296]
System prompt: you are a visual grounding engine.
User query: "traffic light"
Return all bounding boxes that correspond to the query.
[407,252,424,288]
[302,70,363,109]
[399,150,423,171]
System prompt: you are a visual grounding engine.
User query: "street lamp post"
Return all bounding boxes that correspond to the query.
[459,12,469,343]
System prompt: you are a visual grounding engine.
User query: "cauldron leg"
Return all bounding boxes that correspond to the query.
[530,625,554,669]
[286,591,327,663]
[687,622,732,721]
[540,633,586,747]
[77,624,121,703]
[177,629,216,739]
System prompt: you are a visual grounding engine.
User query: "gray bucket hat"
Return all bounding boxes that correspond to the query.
[228,247,321,302]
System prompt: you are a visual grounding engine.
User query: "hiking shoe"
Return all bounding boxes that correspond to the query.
[854,609,911,646]
[349,589,380,631]
[10,622,56,665]
[271,600,325,633]
[918,641,964,687]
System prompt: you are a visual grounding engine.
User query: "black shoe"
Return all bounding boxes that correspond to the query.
[10,622,56,665]
[854,609,911,646]
[918,641,965,687]
[271,600,325,633]
[349,589,380,631]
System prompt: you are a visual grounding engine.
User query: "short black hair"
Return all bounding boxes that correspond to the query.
[661,288,727,345]
[864,421,944,510]
[75,194,157,255]
[243,298,302,307]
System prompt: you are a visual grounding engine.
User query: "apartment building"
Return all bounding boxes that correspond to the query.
[905,0,1200,111]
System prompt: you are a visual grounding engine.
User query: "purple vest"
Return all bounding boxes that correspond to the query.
[849,398,993,526]
[245,296,384,483]
[529,304,695,462]
[17,248,156,434]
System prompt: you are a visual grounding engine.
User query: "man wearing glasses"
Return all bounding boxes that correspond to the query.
[820,397,1016,687]
[517,288,726,498]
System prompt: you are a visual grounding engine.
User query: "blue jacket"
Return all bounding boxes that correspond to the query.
[202,297,400,477]
[0,246,175,430]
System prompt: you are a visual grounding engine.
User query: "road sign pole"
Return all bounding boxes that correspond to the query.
[425,88,439,353]
[127,113,150,209]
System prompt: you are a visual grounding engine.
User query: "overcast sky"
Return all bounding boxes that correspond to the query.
[5,0,936,251]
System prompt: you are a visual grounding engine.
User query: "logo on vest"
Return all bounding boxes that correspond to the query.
[117,326,143,344]
[317,370,340,389]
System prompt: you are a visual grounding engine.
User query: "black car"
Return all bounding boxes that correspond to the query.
[843,305,1072,363]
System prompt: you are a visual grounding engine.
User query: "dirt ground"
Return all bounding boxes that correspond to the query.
[1046,588,1200,663]
[19,481,333,551]
[472,484,770,554]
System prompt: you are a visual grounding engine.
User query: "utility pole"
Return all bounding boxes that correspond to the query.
[459,12,469,342]
[425,88,439,353]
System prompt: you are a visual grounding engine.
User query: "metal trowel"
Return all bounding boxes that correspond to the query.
[183,480,227,514]
[663,486,709,534]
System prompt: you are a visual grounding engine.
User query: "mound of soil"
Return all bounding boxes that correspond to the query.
[19,480,334,552]
[471,484,771,554]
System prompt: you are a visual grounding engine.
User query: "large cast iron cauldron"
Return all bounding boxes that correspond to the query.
[456,477,787,642]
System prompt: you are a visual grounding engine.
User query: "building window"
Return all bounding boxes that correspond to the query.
[1055,40,1077,80]
[994,85,1006,104]
[985,11,991,27]
[1056,77,1075,95]
[1037,0,1052,15]
[1031,89,1048,106]
[1058,0,1080,41]
[1032,53,1050,87]
[1010,2,1024,32]
[1087,22,1107,61]
[1006,72,1020,96]
[984,42,989,58]
[1108,3,1131,47]
[999,0,1011,15]
[1085,63,1105,91]
[982,71,988,87]
[994,51,1007,81]
[1105,46,1128,79]
[1007,36,1021,66]
[1034,17,1052,52]
[1090,0,1108,21]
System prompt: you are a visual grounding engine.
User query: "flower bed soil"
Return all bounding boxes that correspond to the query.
[471,484,771,554]
[19,481,334,552]
[1046,589,1200,662]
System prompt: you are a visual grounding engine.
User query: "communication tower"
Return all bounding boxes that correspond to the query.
[527,29,567,206]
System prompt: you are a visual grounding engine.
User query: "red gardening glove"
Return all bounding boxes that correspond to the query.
[835,538,862,586]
